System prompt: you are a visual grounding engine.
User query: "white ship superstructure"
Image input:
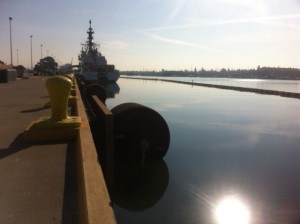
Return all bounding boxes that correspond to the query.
[78,20,119,82]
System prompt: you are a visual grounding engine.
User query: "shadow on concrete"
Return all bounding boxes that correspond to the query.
[0,135,79,223]
[20,107,47,113]
[0,134,33,160]
[62,140,79,224]
[0,133,70,160]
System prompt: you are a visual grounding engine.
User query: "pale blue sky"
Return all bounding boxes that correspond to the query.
[0,0,300,71]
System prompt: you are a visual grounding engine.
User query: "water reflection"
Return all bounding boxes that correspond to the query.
[99,82,120,99]
[214,196,250,224]
[112,159,169,211]
[108,78,300,224]
[124,76,300,93]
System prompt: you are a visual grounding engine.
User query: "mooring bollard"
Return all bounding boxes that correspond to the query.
[36,76,81,128]
[24,75,81,142]
[61,73,74,83]
[60,74,76,96]
[43,74,78,108]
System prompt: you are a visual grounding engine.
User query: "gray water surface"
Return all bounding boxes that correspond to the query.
[107,78,300,224]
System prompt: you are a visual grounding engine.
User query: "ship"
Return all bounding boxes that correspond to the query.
[78,20,119,83]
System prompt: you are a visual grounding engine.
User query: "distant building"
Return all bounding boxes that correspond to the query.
[58,63,73,74]
[0,64,17,82]
[14,65,26,78]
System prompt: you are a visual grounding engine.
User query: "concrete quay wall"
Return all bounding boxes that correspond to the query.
[74,77,116,224]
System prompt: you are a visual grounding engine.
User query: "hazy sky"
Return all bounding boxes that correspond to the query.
[0,0,300,71]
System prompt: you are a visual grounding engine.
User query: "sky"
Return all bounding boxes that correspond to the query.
[0,0,300,71]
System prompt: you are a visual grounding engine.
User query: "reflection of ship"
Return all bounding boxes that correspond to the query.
[78,20,119,83]
[101,82,120,98]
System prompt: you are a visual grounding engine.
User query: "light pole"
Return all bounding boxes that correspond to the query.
[47,50,49,56]
[9,17,13,66]
[40,44,43,59]
[30,35,33,69]
[16,49,18,65]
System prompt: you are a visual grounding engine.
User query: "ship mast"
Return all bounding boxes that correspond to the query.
[87,20,94,52]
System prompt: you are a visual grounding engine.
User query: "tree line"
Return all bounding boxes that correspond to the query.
[0,57,58,75]
[122,67,300,80]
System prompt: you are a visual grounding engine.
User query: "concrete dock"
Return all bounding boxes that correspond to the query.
[0,76,115,224]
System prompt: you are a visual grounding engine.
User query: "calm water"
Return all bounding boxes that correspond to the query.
[123,76,300,93]
[106,78,300,224]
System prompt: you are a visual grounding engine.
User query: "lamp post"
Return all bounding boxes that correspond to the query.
[40,44,43,59]
[16,49,18,65]
[47,49,49,56]
[30,35,33,69]
[9,17,13,66]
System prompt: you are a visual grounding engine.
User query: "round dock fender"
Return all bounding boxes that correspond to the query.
[112,103,170,164]
[84,84,106,103]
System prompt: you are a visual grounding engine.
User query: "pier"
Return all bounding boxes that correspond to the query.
[0,76,116,224]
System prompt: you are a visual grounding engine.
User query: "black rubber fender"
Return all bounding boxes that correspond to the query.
[84,84,106,103]
[112,103,170,164]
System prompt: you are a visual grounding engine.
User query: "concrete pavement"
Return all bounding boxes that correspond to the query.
[0,77,78,224]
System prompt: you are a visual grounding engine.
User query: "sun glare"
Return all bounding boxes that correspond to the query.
[215,196,250,224]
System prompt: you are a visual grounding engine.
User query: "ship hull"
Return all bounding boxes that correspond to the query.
[81,70,119,83]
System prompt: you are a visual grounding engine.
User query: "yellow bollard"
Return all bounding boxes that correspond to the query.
[24,76,81,142]
[43,95,78,108]
[43,74,77,108]
[61,74,74,83]
[60,74,76,95]
[35,76,80,128]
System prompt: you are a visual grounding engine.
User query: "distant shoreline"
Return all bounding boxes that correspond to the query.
[121,67,300,80]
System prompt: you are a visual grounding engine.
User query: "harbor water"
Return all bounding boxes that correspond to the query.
[123,76,300,93]
[106,77,300,224]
